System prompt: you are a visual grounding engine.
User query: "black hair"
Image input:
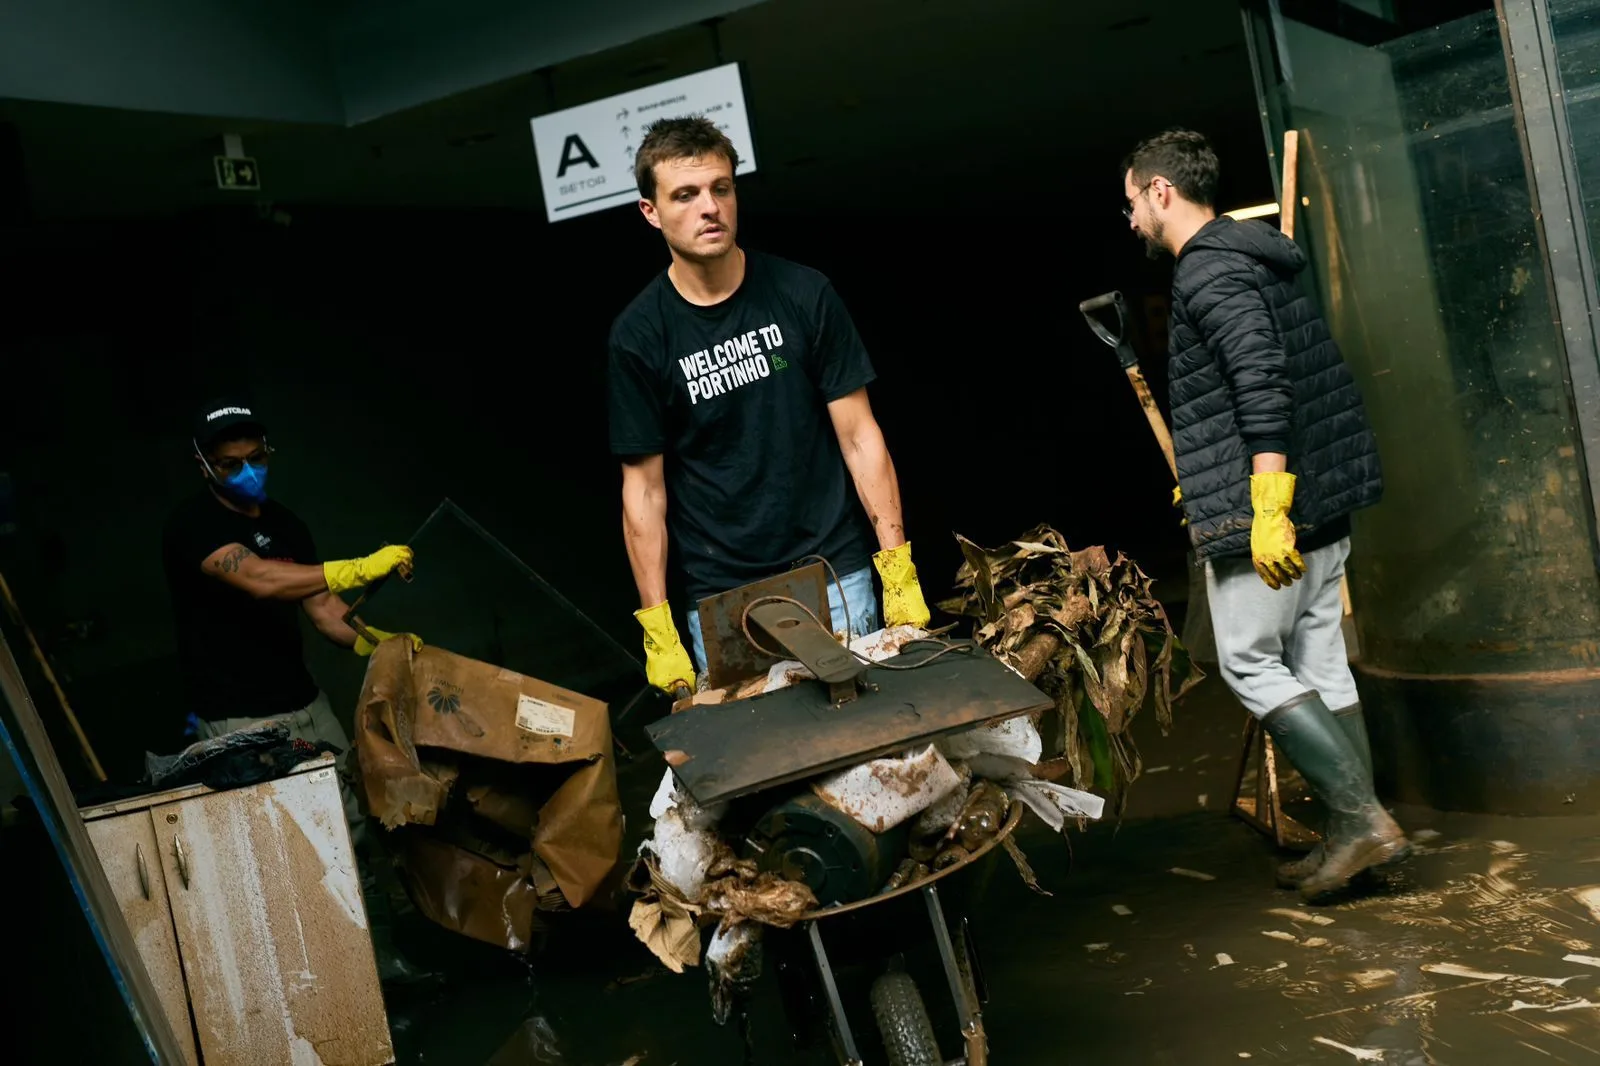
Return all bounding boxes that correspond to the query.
[1122,128,1221,208]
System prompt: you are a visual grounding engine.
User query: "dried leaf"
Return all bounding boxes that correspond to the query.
[944,525,1205,825]
[1052,591,1093,631]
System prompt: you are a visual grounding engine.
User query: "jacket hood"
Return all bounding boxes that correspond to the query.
[1180,216,1306,273]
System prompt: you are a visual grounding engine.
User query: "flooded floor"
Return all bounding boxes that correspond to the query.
[385,676,1600,1066]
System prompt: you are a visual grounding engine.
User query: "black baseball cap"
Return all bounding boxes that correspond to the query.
[192,396,267,449]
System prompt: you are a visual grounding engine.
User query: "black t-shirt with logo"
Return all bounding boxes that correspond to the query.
[161,491,320,720]
[607,250,878,601]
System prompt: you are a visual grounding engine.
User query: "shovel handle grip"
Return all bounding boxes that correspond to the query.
[1078,291,1123,314]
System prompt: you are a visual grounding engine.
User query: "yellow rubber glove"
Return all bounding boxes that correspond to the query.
[873,541,931,629]
[353,626,423,657]
[1172,484,1187,528]
[635,601,695,694]
[1250,472,1306,590]
[324,545,413,596]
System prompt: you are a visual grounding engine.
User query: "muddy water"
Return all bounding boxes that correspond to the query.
[388,678,1600,1066]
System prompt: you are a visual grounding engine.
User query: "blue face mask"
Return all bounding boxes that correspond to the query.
[218,461,269,506]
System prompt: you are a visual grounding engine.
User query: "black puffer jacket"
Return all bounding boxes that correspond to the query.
[1168,217,1383,561]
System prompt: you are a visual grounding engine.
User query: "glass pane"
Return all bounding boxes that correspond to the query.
[1249,6,1600,675]
[1551,0,1600,271]
[319,499,650,724]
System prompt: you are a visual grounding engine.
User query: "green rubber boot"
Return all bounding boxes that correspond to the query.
[1262,693,1409,902]
[1275,701,1373,886]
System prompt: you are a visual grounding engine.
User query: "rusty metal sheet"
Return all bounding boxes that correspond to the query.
[698,564,832,690]
[646,649,1053,807]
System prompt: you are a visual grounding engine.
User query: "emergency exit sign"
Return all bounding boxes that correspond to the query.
[214,156,261,191]
[528,62,757,224]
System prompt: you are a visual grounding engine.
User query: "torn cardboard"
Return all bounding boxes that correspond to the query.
[356,640,623,949]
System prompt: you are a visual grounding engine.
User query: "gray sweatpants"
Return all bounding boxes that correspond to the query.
[1205,537,1359,719]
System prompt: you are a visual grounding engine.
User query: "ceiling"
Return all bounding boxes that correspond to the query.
[0,0,1274,221]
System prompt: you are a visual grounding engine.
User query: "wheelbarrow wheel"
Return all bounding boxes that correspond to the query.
[870,970,942,1066]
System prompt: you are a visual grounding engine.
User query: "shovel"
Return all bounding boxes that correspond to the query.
[1078,291,1178,480]
[1078,290,1216,664]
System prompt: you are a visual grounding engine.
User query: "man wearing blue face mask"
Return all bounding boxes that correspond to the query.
[160,397,434,985]
[161,396,417,761]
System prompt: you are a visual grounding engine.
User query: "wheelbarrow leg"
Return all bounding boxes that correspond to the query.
[924,884,988,1066]
[808,921,863,1066]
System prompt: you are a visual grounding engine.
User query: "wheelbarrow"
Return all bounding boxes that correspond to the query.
[645,563,1053,1066]
[769,800,1023,1066]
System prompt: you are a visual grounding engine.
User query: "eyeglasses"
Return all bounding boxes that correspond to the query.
[1123,178,1159,221]
[209,446,274,478]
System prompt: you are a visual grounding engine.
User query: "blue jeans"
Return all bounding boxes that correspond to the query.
[685,565,880,676]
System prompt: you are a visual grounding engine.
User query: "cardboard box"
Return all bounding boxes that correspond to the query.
[355,640,623,950]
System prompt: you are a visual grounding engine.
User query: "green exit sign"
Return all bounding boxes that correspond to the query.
[214,156,261,191]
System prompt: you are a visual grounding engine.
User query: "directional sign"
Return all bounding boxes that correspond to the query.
[214,156,261,191]
[529,62,756,224]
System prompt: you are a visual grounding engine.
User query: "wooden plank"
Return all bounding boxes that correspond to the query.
[0,630,191,1064]
[86,814,202,1066]
[647,649,1052,807]
[153,764,394,1066]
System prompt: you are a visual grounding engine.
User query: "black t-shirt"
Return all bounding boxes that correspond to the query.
[607,250,878,601]
[161,491,320,720]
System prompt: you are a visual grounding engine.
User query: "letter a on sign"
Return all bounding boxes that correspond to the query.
[557,134,600,177]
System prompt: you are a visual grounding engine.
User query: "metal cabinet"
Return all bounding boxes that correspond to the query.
[81,757,394,1066]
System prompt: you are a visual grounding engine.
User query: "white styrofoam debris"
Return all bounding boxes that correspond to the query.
[937,714,1043,763]
[644,807,722,902]
[1112,904,1132,916]
[648,769,678,821]
[706,922,761,969]
[912,762,972,836]
[1004,779,1106,831]
[648,768,726,829]
[813,744,963,833]
[1170,867,1216,882]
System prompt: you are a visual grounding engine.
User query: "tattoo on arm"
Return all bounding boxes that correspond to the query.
[213,545,254,574]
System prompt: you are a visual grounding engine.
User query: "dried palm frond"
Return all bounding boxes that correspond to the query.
[937,524,1203,816]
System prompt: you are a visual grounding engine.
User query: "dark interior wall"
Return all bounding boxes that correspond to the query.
[0,0,1276,792]
[1,185,1270,788]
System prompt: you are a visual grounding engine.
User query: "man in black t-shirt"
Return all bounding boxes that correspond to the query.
[608,116,930,692]
[162,397,435,986]
[161,398,418,815]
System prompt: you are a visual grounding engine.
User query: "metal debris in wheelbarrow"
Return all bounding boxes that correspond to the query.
[626,531,1199,1026]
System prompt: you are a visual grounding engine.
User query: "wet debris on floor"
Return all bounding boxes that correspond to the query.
[1267,907,1336,926]
[1311,1035,1385,1061]
[1170,866,1216,881]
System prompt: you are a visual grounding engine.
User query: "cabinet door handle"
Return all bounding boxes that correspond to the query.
[136,843,151,901]
[173,835,190,890]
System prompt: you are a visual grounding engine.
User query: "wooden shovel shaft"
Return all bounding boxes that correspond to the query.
[1125,366,1179,481]
[0,570,107,782]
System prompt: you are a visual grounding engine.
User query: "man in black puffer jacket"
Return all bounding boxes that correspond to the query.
[1121,129,1409,902]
